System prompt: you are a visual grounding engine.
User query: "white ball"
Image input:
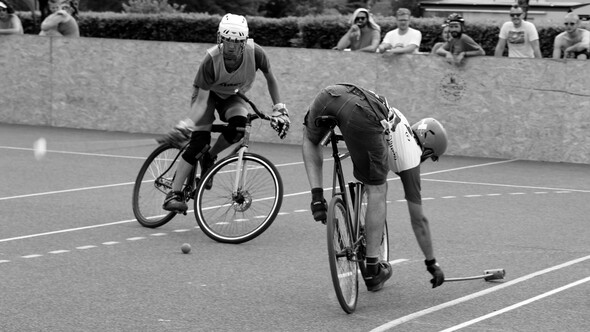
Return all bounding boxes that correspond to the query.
[33,138,47,160]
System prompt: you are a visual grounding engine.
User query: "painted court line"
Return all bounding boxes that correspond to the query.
[440,276,590,331]
[370,254,590,332]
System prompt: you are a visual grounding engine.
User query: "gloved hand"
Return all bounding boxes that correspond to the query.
[270,103,290,139]
[426,259,445,289]
[174,118,195,138]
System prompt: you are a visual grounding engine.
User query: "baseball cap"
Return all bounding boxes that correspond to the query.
[0,2,7,9]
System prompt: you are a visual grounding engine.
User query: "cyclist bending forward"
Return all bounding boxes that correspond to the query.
[302,84,447,291]
[161,13,290,213]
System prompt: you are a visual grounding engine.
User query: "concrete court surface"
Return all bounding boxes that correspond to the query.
[0,123,589,332]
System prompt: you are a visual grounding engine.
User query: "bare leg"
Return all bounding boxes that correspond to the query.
[364,183,387,258]
[302,128,324,188]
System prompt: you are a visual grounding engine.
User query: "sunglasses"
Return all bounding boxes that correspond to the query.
[510,14,522,18]
[355,16,367,22]
[564,22,576,26]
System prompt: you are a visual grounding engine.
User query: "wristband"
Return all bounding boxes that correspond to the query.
[425,258,437,267]
[272,103,287,112]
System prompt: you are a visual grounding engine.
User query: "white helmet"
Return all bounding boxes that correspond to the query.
[218,14,249,42]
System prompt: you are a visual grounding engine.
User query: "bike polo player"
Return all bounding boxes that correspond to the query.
[302,84,447,290]
[160,13,290,212]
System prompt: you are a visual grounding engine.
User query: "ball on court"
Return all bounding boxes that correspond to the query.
[33,137,47,160]
[181,243,191,254]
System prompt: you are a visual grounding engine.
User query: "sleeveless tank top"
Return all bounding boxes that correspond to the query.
[205,39,256,99]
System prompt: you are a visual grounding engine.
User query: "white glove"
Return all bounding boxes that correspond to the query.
[175,118,195,131]
[270,103,290,139]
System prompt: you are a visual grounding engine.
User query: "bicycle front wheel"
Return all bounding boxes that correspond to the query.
[359,187,390,263]
[327,197,358,314]
[194,153,283,244]
[132,144,181,228]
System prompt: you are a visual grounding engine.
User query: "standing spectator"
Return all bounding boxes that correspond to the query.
[494,5,542,58]
[553,12,590,60]
[377,8,422,55]
[430,23,450,55]
[39,0,79,37]
[0,1,24,35]
[333,8,381,53]
[436,13,485,65]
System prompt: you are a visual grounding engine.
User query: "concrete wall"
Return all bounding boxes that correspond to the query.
[1,34,589,164]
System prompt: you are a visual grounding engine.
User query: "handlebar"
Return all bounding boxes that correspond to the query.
[235,90,271,121]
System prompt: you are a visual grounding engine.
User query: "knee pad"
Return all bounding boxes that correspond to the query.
[222,116,247,143]
[182,131,211,165]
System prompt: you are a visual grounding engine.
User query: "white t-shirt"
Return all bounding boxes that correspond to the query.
[499,20,539,58]
[381,28,422,54]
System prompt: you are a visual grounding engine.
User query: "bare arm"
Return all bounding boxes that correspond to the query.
[263,68,282,105]
[0,15,23,35]
[388,44,418,54]
[494,38,506,57]
[531,39,542,58]
[334,30,352,50]
[358,29,381,53]
[553,38,563,58]
[189,88,211,131]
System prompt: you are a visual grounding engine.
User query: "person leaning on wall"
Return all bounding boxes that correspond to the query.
[377,8,422,56]
[494,5,542,58]
[333,8,381,53]
[39,0,79,37]
[553,12,590,60]
[0,1,24,35]
[431,23,450,55]
[435,13,485,66]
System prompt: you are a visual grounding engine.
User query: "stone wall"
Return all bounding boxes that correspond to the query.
[1,34,588,164]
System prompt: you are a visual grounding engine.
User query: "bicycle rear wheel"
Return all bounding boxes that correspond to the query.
[358,187,390,263]
[194,152,283,244]
[327,197,358,314]
[132,143,181,228]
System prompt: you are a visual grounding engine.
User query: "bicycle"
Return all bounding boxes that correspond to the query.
[132,91,284,244]
[315,115,390,314]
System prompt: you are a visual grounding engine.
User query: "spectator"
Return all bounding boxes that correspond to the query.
[430,23,450,55]
[0,1,24,35]
[494,5,542,58]
[436,13,485,65]
[377,8,422,55]
[39,0,79,37]
[553,12,590,60]
[333,8,381,53]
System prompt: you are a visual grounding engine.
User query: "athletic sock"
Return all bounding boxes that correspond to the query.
[366,256,379,276]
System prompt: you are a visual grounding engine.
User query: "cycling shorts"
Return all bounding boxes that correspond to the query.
[303,84,389,185]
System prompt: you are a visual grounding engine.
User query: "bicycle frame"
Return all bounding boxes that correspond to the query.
[321,120,367,266]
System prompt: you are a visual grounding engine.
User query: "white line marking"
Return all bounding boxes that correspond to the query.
[0,146,149,160]
[76,245,96,250]
[0,182,135,201]
[440,276,590,332]
[464,195,482,198]
[486,193,502,196]
[48,250,69,254]
[423,179,590,193]
[22,254,43,258]
[294,209,308,213]
[126,237,144,241]
[0,260,11,263]
[509,192,525,195]
[150,233,167,237]
[102,241,119,245]
[534,192,548,194]
[0,219,135,243]
[172,229,191,233]
[442,196,456,199]
[370,254,590,332]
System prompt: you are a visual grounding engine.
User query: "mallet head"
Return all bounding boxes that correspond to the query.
[483,269,505,281]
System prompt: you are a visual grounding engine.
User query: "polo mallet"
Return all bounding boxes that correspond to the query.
[445,268,506,282]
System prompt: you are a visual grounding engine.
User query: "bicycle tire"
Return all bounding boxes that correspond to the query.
[327,197,358,314]
[194,152,283,244]
[132,143,181,228]
[358,187,390,263]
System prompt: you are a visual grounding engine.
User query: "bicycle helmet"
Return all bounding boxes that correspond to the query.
[411,118,448,162]
[218,13,249,42]
[447,13,465,25]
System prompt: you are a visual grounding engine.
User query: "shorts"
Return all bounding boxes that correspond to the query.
[566,50,590,59]
[303,84,389,185]
[194,89,249,128]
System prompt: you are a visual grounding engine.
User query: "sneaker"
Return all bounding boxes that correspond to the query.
[364,262,392,292]
[200,152,217,190]
[156,127,191,148]
[162,191,188,212]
